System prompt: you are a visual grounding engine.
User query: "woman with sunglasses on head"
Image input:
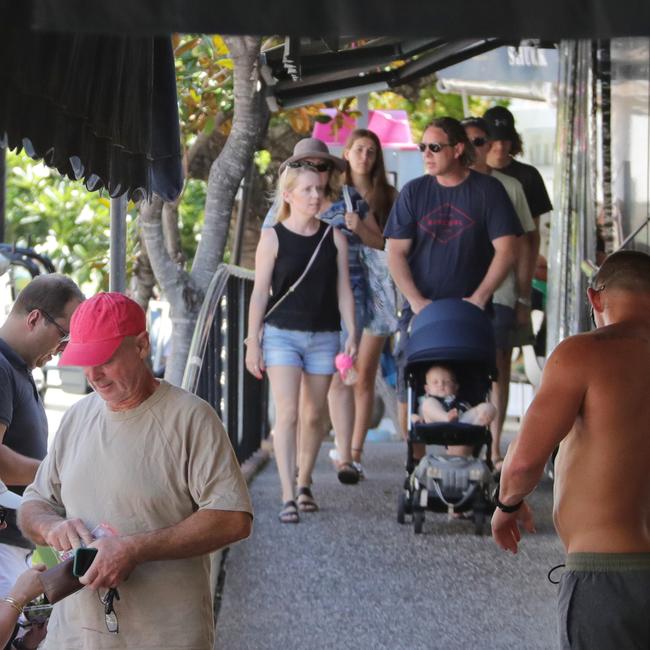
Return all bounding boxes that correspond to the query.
[327,129,399,480]
[262,138,345,229]
[246,161,356,524]
[0,482,46,650]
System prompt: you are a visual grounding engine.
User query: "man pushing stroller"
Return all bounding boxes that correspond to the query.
[384,116,522,467]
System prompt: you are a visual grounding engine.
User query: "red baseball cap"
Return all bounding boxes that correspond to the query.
[59,292,146,367]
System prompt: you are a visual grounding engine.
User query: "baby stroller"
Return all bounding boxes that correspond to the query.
[396,299,497,535]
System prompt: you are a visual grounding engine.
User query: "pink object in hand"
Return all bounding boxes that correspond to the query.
[335,353,358,385]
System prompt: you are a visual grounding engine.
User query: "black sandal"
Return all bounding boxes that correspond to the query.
[278,500,299,523]
[296,486,319,512]
[337,462,360,485]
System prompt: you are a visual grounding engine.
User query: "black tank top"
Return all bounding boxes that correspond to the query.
[266,221,340,332]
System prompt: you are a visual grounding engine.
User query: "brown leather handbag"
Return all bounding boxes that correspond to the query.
[37,557,83,603]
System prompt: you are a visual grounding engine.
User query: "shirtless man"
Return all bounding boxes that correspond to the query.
[491,250,650,650]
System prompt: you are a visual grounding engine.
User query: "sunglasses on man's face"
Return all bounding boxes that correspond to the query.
[418,142,454,154]
[470,137,488,147]
[287,161,332,172]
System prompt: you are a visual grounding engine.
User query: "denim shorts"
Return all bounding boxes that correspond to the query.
[263,324,339,375]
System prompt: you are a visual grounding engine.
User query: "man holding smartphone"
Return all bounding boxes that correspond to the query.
[492,251,650,649]
[18,292,253,650]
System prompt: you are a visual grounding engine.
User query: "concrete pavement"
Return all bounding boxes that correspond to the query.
[216,439,563,650]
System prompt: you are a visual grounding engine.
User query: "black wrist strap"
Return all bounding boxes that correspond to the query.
[495,495,523,513]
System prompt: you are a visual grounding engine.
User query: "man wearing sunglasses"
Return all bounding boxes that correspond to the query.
[384,116,523,462]
[462,117,536,472]
[493,250,650,649]
[0,273,83,646]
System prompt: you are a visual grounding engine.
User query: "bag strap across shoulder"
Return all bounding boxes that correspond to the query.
[264,223,333,321]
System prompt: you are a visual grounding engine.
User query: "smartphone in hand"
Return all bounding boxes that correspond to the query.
[73,547,98,577]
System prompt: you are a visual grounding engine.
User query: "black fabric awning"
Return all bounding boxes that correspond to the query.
[4,0,648,200]
[24,0,650,39]
[0,4,183,201]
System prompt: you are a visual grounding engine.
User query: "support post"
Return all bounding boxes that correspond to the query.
[109,195,128,292]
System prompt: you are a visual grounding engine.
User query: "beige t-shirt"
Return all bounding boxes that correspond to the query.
[23,381,252,650]
[491,170,536,308]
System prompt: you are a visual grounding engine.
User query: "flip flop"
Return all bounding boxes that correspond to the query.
[296,486,319,512]
[278,500,299,524]
[337,462,360,485]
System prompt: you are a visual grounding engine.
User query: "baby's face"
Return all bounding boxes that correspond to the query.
[424,367,458,397]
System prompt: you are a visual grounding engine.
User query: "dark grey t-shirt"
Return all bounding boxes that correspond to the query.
[0,338,48,548]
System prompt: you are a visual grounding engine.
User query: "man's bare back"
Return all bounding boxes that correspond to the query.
[553,321,650,553]
[491,250,650,650]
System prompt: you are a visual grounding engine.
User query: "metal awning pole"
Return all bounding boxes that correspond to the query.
[109,195,127,292]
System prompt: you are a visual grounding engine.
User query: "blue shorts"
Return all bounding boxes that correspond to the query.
[263,324,339,375]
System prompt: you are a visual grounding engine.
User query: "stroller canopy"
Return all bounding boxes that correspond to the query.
[405,299,496,373]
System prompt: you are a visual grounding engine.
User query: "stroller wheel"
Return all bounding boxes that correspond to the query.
[413,509,425,534]
[397,492,408,524]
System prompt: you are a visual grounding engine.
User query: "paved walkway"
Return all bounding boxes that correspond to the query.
[217,439,564,650]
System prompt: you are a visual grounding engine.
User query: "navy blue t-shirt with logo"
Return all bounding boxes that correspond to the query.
[384,170,523,302]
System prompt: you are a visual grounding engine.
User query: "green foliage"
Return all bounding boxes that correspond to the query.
[4,150,137,291]
[178,179,207,260]
[174,35,234,143]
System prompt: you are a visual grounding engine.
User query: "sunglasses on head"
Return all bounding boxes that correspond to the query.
[287,160,332,172]
[470,137,488,147]
[418,142,454,154]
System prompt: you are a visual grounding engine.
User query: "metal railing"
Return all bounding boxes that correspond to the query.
[182,264,269,463]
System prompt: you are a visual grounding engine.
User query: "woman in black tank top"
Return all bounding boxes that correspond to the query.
[246,164,356,524]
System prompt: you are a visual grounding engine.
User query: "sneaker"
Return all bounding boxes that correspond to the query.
[353,461,366,480]
[328,448,340,463]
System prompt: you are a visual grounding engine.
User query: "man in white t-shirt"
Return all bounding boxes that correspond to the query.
[462,117,536,470]
[18,292,253,650]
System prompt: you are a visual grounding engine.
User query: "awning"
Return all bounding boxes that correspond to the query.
[23,0,650,40]
[0,4,183,201]
[262,37,510,109]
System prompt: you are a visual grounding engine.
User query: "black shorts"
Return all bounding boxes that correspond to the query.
[558,552,650,649]
[492,304,515,351]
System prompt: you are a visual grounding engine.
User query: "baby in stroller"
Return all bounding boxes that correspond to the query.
[397,299,497,534]
[414,364,496,457]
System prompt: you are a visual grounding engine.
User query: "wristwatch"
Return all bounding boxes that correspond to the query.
[517,296,532,307]
[492,486,523,513]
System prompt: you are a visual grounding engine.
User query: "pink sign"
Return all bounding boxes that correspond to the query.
[312,109,417,149]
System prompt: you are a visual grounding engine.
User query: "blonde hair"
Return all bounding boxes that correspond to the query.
[275,165,322,222]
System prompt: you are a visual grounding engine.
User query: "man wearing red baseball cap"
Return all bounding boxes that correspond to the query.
[19,292,253,649]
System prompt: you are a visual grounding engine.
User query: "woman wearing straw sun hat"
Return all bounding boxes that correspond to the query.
[248,149,356,523]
